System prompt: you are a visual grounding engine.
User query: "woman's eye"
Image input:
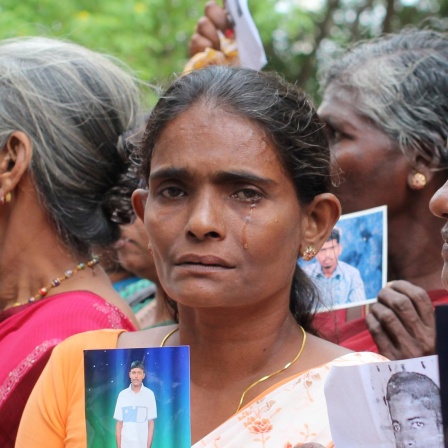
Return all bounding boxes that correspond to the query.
[324,125,346,145]
[326,129,342,144]
[231,189,262,202]
[411,421,424,429]
[332,130,342,143]
[160,186,185,198]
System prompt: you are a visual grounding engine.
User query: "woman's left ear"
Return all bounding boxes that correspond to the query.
[300,193,341,254]
[132,189,149,222]
[0,131,33,194]
[406,155,434,191]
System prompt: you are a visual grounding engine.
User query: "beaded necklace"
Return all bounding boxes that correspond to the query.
[11,256,100,307]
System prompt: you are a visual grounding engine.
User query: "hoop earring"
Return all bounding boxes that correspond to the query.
[301,246,317,262]
[409,172,426,190]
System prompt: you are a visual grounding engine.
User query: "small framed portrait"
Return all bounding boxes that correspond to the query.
[84,346,190,448]
[300,205,387,311]
[326,355,442,447]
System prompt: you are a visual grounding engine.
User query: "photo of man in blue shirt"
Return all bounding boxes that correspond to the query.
[303,228,366,308]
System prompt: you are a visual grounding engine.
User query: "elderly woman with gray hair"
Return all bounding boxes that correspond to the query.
[190,4,448,360]
[0,37,140,445]
[315,24,448,358]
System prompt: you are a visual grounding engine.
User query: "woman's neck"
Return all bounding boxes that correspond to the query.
[0,184,138,325]
[177,303,304,383]
[170,303,347,443]
[0,204,86,309]
[135,288,174,328]
[388,205,444,291]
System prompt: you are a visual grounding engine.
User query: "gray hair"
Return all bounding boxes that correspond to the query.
[320,23,448,170]
[0,37,141,255]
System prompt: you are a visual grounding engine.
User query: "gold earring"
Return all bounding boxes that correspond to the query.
[5,192,11,203]
[409,172,426,190]
[302,246,317,261]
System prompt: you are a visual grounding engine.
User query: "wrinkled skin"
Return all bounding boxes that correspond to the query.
[366,281,435,359]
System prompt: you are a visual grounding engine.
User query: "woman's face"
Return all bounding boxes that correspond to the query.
[115,218,158,283]
[429,181,448,289]
[318,86,410,215]
[137,103,308,310]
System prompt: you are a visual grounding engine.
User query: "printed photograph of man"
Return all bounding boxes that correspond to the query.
[114,360,157,448]
[386,371,443,448]
[303,228,366,307]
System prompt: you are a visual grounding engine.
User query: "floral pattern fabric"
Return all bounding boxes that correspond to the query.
[195,352,385,448]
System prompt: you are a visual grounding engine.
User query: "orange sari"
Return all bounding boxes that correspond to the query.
[17,330,384,448]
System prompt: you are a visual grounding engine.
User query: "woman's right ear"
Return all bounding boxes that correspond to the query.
[132,189,148,221]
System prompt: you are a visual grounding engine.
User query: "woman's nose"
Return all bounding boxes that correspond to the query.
[185,191,225,241]
[430,180,448,219]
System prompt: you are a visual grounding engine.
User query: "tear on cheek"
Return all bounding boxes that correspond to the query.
[242,204,256,250]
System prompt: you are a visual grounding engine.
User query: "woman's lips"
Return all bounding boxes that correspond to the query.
[114,238,139,250]
[441,225,448,244]
[174,254,235,271]
[114,238,127,249]
[440,226,448,261]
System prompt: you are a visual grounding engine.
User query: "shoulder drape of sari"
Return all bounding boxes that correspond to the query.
[0,292,135,447]
[17,330,385,448]
[194,352,385,448]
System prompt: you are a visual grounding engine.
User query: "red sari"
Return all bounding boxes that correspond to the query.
[314,289,448,352]
[0,291,135,447]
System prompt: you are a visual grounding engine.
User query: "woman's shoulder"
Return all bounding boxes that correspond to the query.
[304,333,385,370]
[36,291,136,331]
[118,324,178,348]
[328,351,387,368]
[53,328,125,355]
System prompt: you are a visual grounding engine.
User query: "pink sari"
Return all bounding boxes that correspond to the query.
[0,291,135,447]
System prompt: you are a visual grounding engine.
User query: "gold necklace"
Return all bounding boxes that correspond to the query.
[160,325,307,412]
[10,256,100,307]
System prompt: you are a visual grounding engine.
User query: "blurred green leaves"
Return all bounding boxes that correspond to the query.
[0,0,446,104]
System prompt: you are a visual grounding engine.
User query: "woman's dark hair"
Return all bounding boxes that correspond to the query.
[139,66,332,332]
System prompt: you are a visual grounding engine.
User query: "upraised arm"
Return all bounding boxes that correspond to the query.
[189,1,233,57]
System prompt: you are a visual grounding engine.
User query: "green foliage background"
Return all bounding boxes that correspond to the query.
[1,0,446,104]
